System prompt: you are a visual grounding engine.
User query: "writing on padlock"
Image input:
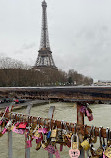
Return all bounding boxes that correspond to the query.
[69,134,80,158]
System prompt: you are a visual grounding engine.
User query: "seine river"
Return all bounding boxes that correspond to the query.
[0,102,111,158]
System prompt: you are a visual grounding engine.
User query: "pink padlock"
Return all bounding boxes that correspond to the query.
[38,128,43,133]
[86,109,90,117]
[5,107,9,113]
[2,128,7,134]
[0,120,3,126]
[60,144,63,152]
[103,152,105,158]
[18,122,27,129]
[43,128,48,134]
[88,113,93,121]
[86,109,93,121]
[12,123,25,135]
[26,140,32,148]
[44,145,55,154]
[69,149,80,158]
[36,137,42,143]
[12,127,25,135]
[80,106,86,113]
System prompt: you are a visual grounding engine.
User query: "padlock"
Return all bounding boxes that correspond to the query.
[50,129,57,138]
[38,127,43,133]
[80,106,86,114]
[69,133,80,158]
[44,145,56,154]
[104,146,111,158]
[81,139,90,151]
[43,127,48,134]
[11,122,25,135]
[47,130,51,139]
[95,148,103,157]
[18,122,27,129]
[26,135,32,148]
[86,109,93,121]
[60,144,63,152]
[0,120,3,126]
[36,141,41,150]
[2,120,12,134]
[87,106,92,113]
[33,130,41,138]
[71,134,78,150]
[42,142,49,149]
[51,137,56,142]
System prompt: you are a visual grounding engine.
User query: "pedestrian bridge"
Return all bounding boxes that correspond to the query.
[0,86,111,102]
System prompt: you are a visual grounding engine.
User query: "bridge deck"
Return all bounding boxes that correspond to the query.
[0,86,111,102]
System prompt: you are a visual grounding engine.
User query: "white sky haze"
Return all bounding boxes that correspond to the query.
[0,0,111,80]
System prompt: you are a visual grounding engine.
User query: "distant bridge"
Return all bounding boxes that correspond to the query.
[0,86,111,102]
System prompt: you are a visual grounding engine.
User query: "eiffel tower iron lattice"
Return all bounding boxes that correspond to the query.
[34,0,57,69]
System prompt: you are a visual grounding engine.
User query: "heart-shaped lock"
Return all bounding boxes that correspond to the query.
[69,149,80,158]
[69,132,80,158]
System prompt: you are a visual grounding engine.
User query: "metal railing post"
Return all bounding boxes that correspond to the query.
[8,130,13,158]
[25,103,32,158]
[48,106,55,158]
[8,102,15,158]
[77,102,85,158]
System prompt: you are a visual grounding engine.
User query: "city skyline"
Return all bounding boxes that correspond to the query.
[0,0,111,80]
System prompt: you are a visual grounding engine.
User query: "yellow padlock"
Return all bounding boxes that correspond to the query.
[81,139,90,151]
[104,146,111,158]
[50,129,57,138]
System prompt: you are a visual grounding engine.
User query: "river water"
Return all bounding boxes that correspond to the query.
[0,102,111,158]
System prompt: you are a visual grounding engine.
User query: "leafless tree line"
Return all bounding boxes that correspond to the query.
[0,57,93,87]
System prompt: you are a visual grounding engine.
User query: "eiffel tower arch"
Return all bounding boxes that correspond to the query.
[34,0,57,70]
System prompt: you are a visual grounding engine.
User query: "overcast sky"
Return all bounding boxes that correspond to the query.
[0,0,111,80]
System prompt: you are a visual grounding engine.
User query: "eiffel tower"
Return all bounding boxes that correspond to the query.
[34,0,57,70]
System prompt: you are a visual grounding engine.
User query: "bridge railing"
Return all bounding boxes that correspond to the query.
[0,101,110,158]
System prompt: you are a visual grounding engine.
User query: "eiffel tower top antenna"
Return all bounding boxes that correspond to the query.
[34,0,57,69]
[40,0,50,50]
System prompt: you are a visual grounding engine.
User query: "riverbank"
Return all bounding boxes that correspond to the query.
[0,99,50,111]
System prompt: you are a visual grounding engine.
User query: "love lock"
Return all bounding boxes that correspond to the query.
[69,133,80,158]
